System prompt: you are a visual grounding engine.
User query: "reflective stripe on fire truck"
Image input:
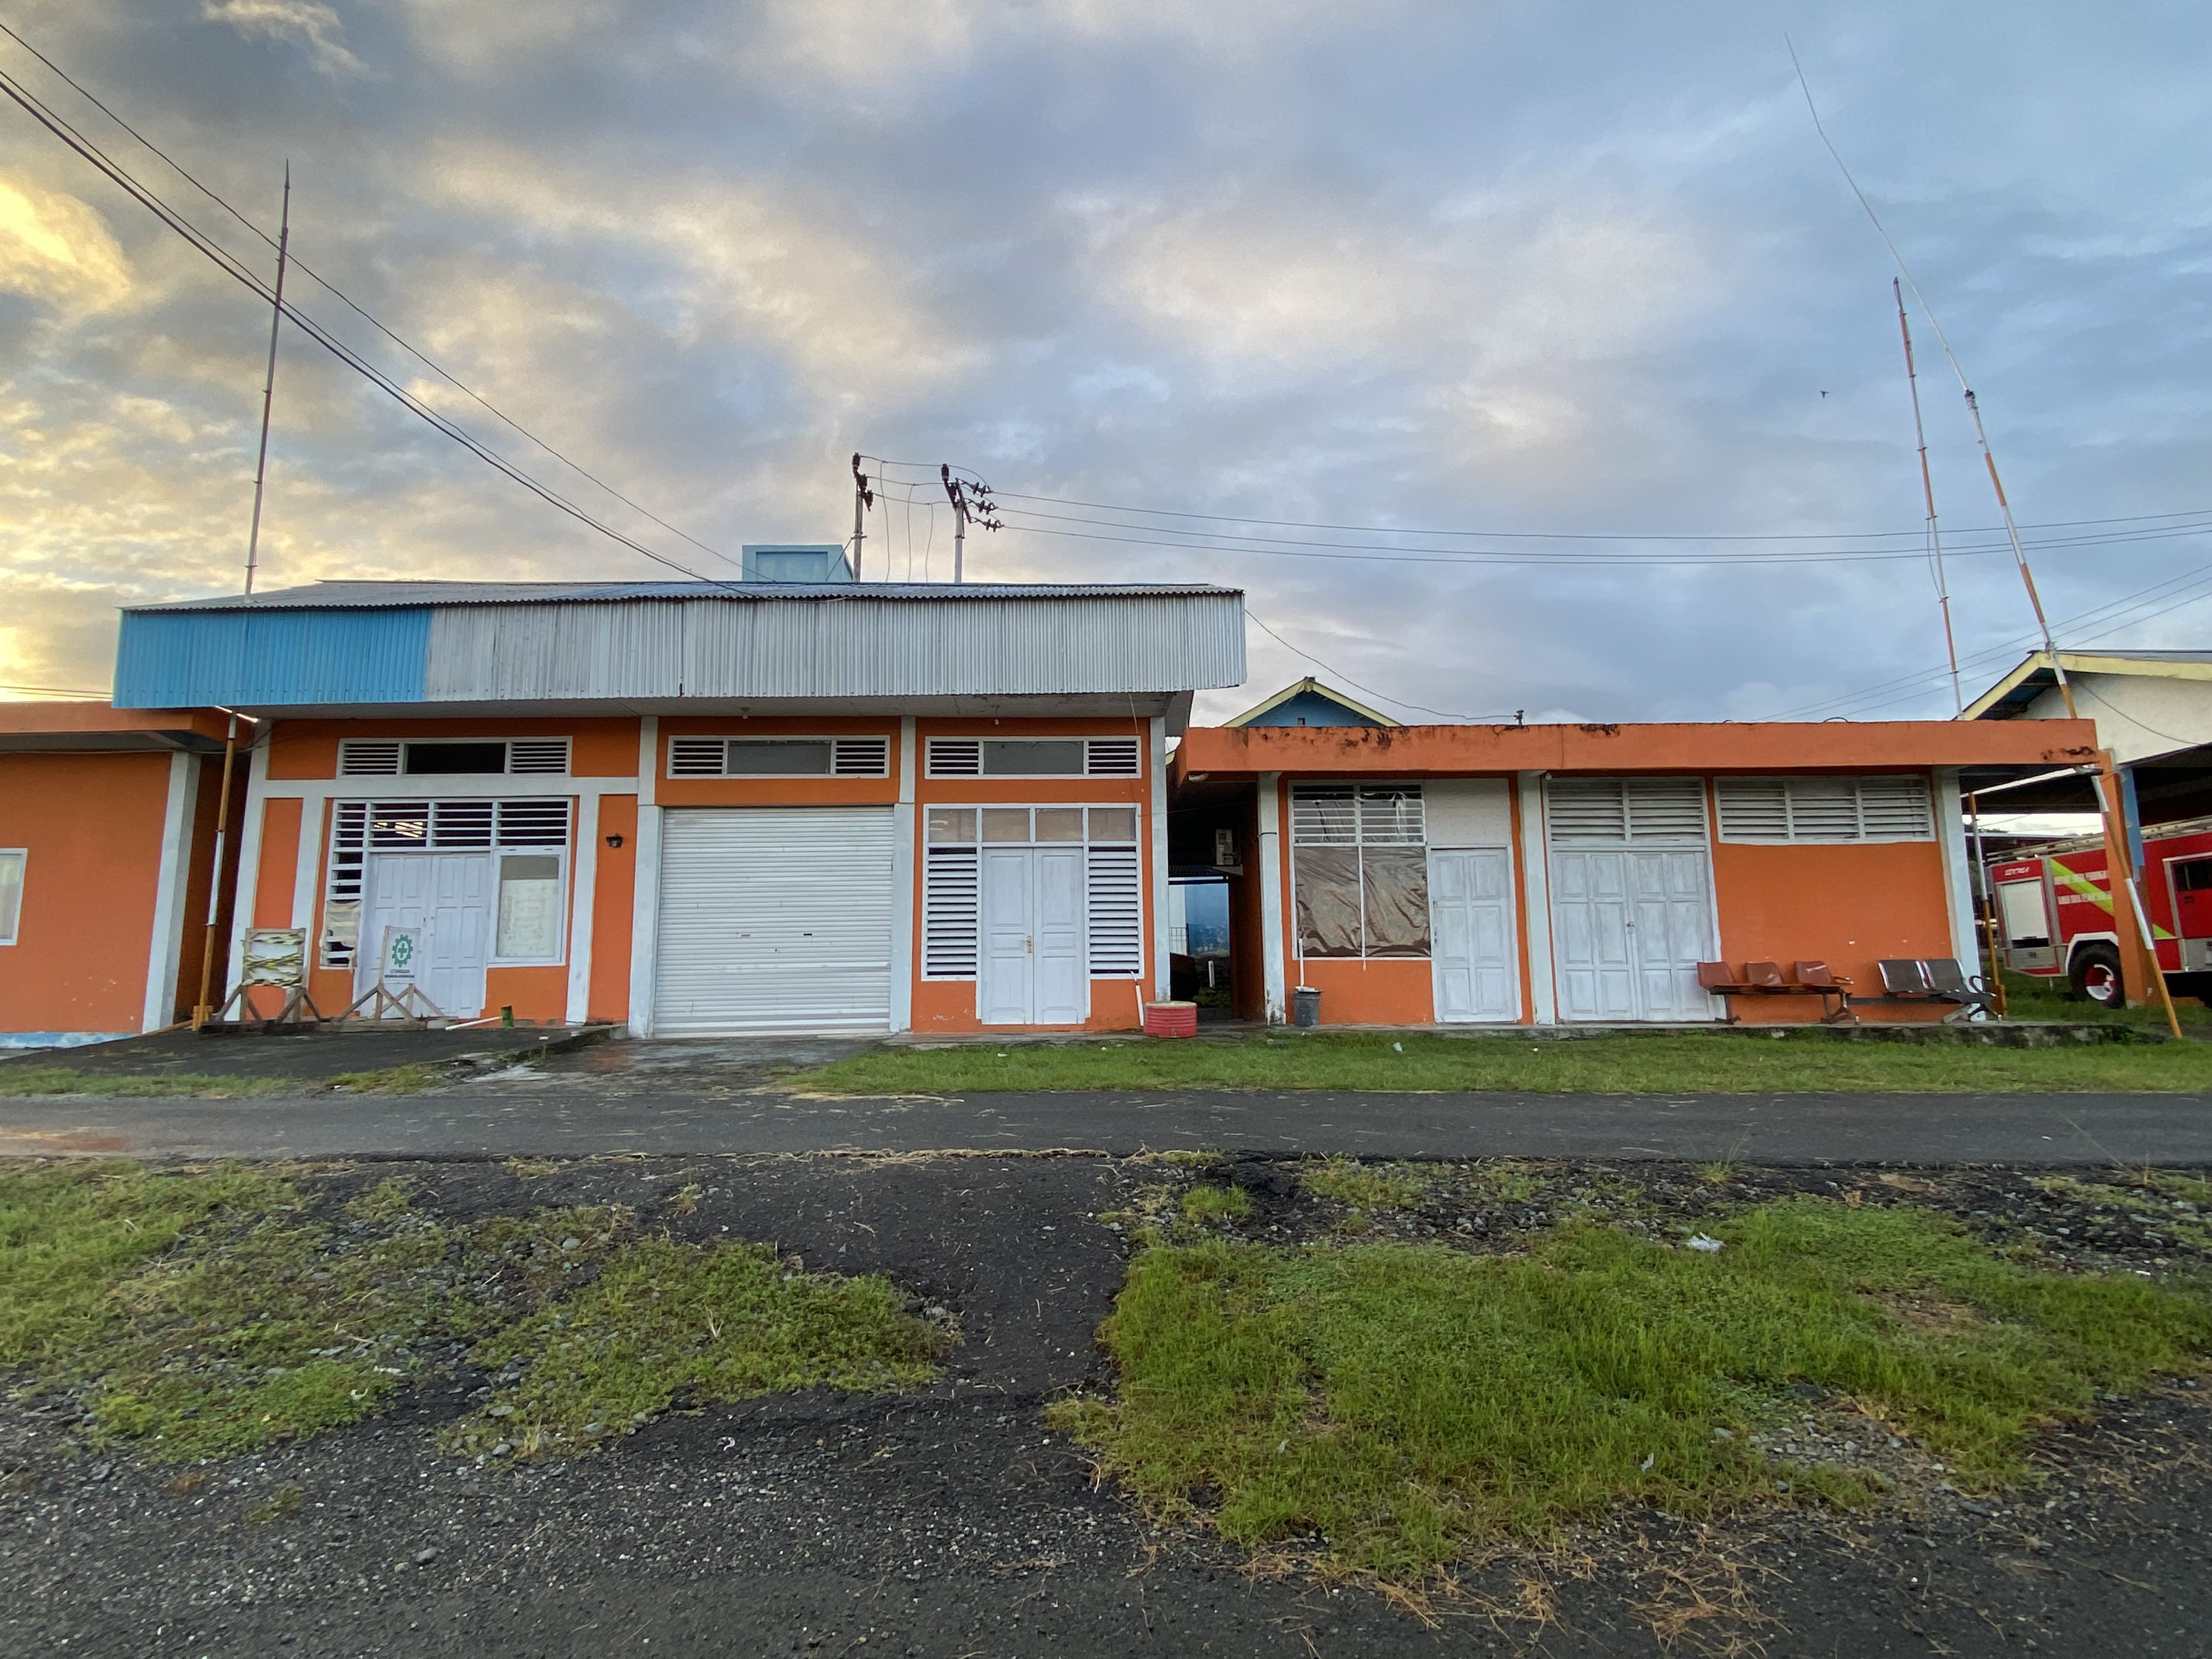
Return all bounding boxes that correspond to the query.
[2051,863,2174,938]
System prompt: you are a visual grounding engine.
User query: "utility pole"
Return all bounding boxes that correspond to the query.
[939,464,1001,584]
[850,453,872,580]
[194,163,290,1029]
[1894,280,1960,715]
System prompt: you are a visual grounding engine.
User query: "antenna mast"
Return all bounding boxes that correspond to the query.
[1894,279,1961,715]
[242,160,290,596]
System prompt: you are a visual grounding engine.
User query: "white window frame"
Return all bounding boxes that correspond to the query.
[489,845,571,968]
[924,736,1144,779]
[338,737,571,778]
[664,735,892,779]
[919,803,1144,980]
[1288,783,1430,961]
[0,848,24,946]
[1713,775,1936,845]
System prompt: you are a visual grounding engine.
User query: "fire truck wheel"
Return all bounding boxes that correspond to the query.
[2068,943,2124,1006]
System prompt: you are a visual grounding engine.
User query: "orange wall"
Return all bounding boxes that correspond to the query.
[591,795,638,1024]
[0,752,170,1034]
[1290,957,1434,1025]
[1713,840,1956,1023]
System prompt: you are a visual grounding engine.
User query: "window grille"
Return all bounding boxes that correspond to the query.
[1085,845,1144,975]
[1714,776,1934,843]
[1290,785,1425,846]
[922,847,980,978]
[1546,778,1709,844]
[669,736,890,777]
[321,798,573,968]
[337,740,401,776]
[926,737,1145,777]
[506,738,571,775]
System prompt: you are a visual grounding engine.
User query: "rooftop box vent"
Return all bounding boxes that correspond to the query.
[741,544,854,583]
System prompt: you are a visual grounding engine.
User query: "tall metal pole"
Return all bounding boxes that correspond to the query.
[941,464,966,584]
[191,166,289,1030]
[850,453,868,580]
[1895,280,1961,715]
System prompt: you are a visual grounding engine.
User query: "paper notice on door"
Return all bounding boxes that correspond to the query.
[497,857,563,959]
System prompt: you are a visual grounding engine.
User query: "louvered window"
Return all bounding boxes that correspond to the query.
[338,740,401,776]
[1085,845,1144,975]
[506,738,571,775]
[926,737,1146,777]
[321,799,573,968]
[1289,784,1429,958]
[922,847,981,978]
[1715,776,1934,843]
[1546,778,1709,845]
[337,737,569,777]
[669,736,890,777]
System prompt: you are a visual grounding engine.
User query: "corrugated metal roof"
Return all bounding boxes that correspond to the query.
[129,579,1238,612]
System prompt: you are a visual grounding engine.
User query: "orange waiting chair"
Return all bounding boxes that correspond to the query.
[1696,960,1854,1024]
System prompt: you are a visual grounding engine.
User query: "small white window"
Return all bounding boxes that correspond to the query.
[0,849,24,945]
[495,853,565,961]
[926,737,1146,778]
[665,736,889,778]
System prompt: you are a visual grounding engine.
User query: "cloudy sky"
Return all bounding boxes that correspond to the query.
[2,0,2208,724]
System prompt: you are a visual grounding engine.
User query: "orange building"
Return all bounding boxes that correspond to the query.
[0,704,245,1043]
[1171,716,2101,1026]
[109,571,1245,1035]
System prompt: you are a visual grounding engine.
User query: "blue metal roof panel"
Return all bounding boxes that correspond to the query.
[113,607,430,709]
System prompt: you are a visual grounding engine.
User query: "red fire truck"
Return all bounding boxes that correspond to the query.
[1987,813,2212,1004]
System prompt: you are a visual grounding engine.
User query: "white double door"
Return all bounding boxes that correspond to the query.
[1550,848,1717,1022]
[1429,848,1520,1023]
[358,853,492,1018]
[980,845,1088,1025]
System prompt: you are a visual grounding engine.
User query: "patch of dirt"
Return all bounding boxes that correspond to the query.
[6,1153,2212,1657]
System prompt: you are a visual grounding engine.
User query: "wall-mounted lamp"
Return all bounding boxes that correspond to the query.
[605,833,625,849]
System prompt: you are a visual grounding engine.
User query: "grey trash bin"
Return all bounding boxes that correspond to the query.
[1292,986,1322,1028]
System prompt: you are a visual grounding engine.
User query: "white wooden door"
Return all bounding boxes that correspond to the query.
[978,847,1091,1026]
[1551,850,1638,1020]
[979,847,1035,1025]
[1430,848,1518,1022]
[1629,850,1717,1020]
[359,853,491,1018]
[653,808,894,1033]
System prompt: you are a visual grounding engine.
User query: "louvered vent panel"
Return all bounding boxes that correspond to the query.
[321,802,370,968]
[922,846,981,978]
[927,739,983,777]
[338,740,402,776]
[1784,779,1860,842]
[1085,738,1143,777]
[1623,778,1708,841]
[833,737,891,776]
[1547,780,1629,844]
[507,738,571,775]
[668,738,727,777]
[496,799,571,847]
[1290,786,1359,845]
[1086,845,1144,975]
[432,800,495,849]
[1714,780,1790,840]
[1358,787,1426,845]
[1857,777,1935,840]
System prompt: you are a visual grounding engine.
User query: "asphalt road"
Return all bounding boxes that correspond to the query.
[1,1082,2207,1163]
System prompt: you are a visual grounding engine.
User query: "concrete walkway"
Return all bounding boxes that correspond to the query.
[1,1084,2205,1164]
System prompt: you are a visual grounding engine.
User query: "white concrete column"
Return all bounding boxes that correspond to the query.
[142,752,200,1032]
[289,798,322,929]
[1256,771,1286,1023]
[565,792,600,1025]
[223,733,274,1018]
[1149,714,1170,1003]
[1516,772,1558,1025]
[1934,768,1979,972]
[627,716,661,1037]
[889,714,917,1032]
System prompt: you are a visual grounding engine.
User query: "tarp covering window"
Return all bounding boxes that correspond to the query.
[1293,845,1363,956]
[1290,785,1430,958]
[1359,845,1431,956]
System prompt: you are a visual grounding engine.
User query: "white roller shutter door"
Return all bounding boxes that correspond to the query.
[654,807,895,1033]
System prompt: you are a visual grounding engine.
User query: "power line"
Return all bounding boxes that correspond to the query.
[1240,608,1519,724]
[0,59,748,596]
[0,681,109,698]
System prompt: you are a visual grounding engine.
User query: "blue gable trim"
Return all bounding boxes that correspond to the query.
[1243,688,1386,728]
[113,608,431,708]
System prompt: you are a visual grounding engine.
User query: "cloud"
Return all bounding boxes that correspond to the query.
[0,175,132,312]
[202,0,364,77]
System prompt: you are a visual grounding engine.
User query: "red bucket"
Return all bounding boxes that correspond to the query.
[1142,1001,1198,1039]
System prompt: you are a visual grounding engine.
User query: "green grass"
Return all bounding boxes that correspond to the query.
[798,1031,2212,1096]
[1299,1157,1435,1210]
[1181,1183,1253,1224]
[0,1161,940,1464]
[445,1238,941,1458]
[1052,1199,2212,1581]
[0,1068,303,1099]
